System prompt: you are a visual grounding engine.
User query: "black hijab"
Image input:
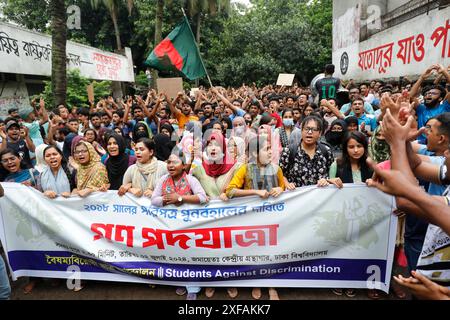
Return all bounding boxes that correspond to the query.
[153,133,175,161]
[105,133,129,190]
[325,119,348,146]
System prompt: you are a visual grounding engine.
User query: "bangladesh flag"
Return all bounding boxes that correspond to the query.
[145,17,207,80]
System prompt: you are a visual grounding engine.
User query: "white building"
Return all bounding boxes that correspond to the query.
[332,0,450,81]
[0,21,134,116]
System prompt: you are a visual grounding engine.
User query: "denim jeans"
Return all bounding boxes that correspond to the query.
[186,286,201,294]
[404,238,424,274]
[0,256,11,300]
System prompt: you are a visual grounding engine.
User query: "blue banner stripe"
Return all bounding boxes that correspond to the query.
[8,250,387,282]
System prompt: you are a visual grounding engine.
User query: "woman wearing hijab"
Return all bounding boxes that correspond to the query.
[118,138,167,198]
[103,133,136,190]
[231,116,255,146]
[368,126,390,163]
[227,136,246,164]
[34,143,49,173]
[71,140,109,198]
[325,119,348,159]
[190,131,242,299]
[191,132,239,201]
[153,133,175,162]
[132,121,152,146]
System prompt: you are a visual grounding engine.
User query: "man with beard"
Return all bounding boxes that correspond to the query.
[411,64,450,144]
[168,92,198,131]
[89,112,103,135]
[200,102,216,133]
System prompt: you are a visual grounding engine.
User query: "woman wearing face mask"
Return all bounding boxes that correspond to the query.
[325,119,348,159]
[368,126,391,163]
[131,121,152,148]
[103,133,137,191]
[275,109,301,148]
[119,138,167,198]
[153,133,175,162]
[231,117,256,146]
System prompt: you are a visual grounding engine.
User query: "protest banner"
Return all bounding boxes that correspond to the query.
[157,78,184,100]
[0,183,397,292]
[86,84,95,104]
[276,74,295,86]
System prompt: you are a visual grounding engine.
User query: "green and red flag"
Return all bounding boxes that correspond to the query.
[145,16,207,80]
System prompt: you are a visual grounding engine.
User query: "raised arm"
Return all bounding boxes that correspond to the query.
[409,65,437,101]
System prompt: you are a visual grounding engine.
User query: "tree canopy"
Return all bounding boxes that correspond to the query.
[1,0,332,87]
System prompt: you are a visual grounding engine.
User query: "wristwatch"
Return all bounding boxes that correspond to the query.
[177,196,183,203]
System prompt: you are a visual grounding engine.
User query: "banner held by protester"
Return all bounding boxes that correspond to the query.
[0,183,397,292]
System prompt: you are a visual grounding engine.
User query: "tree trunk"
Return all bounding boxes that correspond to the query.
[50,0,67,107]
[111,8,122,51]
[110,8,124,99]
[152,0,164,86]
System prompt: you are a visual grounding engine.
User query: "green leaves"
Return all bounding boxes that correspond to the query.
[40,70,112,109]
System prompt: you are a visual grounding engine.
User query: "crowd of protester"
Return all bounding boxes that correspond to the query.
[0,63,450,300]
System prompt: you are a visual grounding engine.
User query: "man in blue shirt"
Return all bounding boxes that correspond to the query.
[410,64,450,143]
[346,97,377,135]
[415,85,449,143]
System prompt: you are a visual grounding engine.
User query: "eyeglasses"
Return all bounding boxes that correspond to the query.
[303,127,320,133]
[425,91,440,96]
[74,149,88,156]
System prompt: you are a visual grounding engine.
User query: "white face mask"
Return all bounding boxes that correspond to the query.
[283,119,294,127]
[234,126,245,135]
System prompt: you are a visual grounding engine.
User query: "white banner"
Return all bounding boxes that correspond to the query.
[0,183,397,292]
[0,21,135,82]
[333,6,450,80]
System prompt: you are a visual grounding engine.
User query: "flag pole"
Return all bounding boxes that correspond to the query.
[181,8,214,88]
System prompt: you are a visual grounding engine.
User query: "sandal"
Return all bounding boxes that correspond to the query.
[332,288,343,296]
[252,287,262,300]
[391,285,406,299]
[367,289,382,300]
[227,287,238,299]
[269,288,280,300]
[23,280,37,294]
[345,289,356,298]
[176,287,187,296]
[205,287,215,298]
